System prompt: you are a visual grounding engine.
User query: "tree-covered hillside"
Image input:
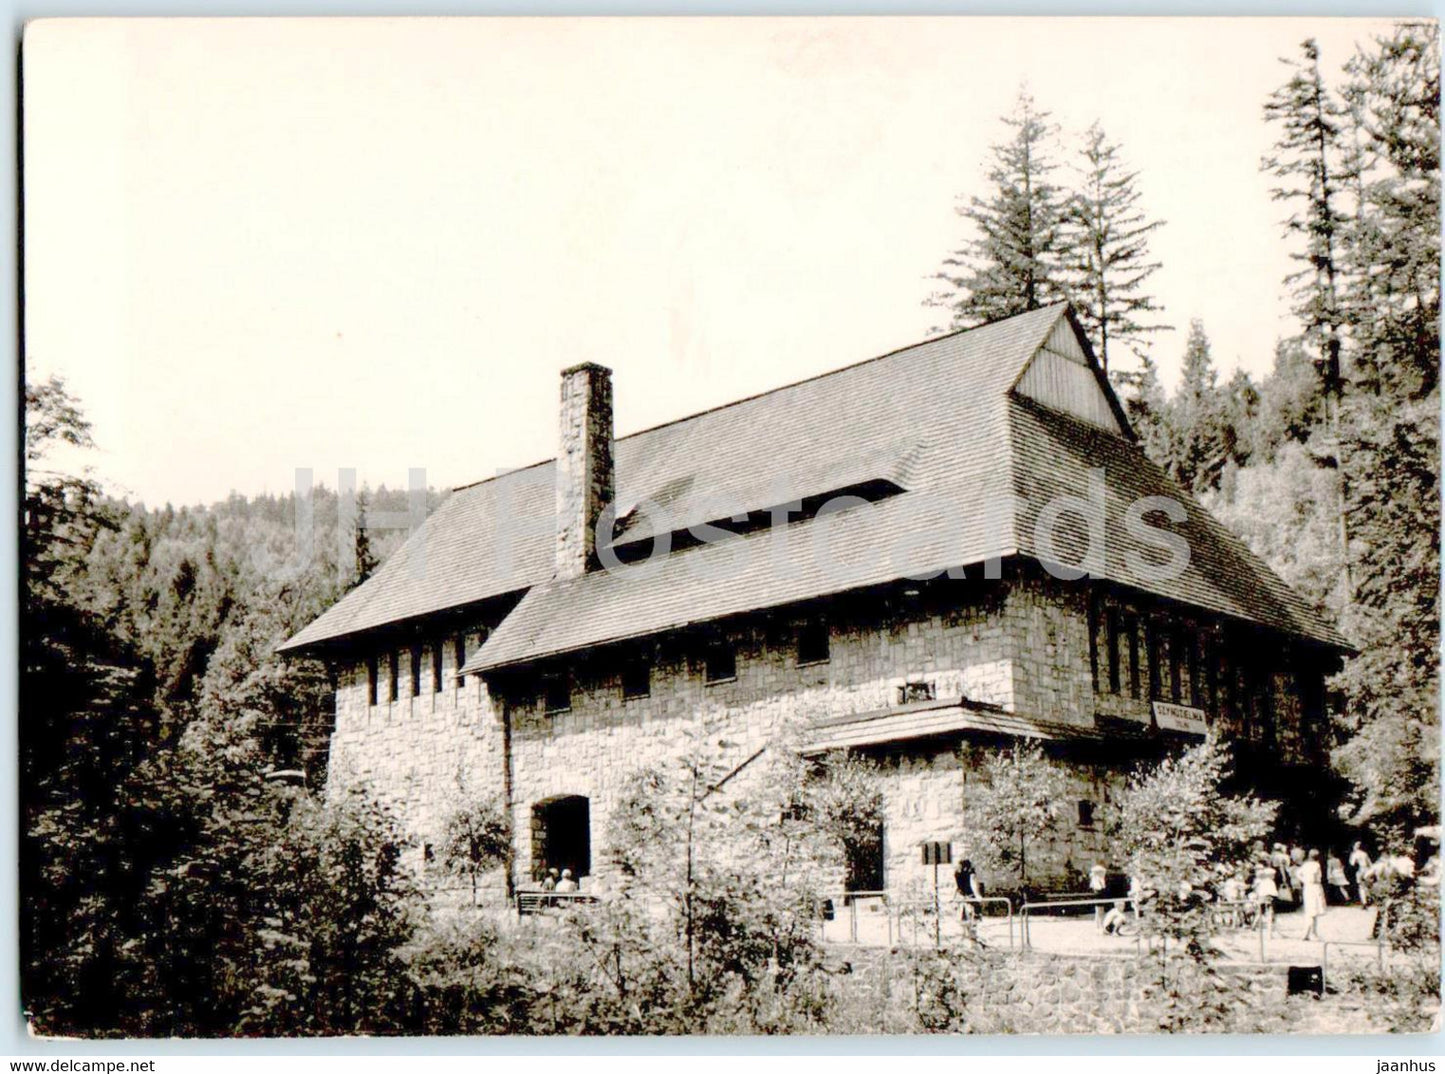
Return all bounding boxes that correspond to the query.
[936,22,1440,833]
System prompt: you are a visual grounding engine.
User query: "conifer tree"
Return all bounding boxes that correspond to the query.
[930,90,1072,328]
[1262,38,1350,397]
[1065,122,1167,373]
[353,491,377,585]
[1166,321,1237,495]
[1263,38,1356,597]
[1114,354,1174,469]
[1331,22,1441,828]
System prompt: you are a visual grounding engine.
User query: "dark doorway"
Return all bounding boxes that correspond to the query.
[531,795,591,879]
[844,818,885,895]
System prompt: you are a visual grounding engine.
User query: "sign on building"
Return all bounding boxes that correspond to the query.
[1153,702,1208,736]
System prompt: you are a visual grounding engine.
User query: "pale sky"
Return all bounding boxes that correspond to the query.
[23,16,1402,507]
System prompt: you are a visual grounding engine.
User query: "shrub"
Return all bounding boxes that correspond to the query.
[1111,736,1276,958]
[436,794,509,905]
[239,787,422,1035]
[959,742,1069,892]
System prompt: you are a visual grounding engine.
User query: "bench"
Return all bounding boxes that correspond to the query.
[517,891,600,916]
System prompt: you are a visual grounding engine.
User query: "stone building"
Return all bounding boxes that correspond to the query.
[280,303,1349,898]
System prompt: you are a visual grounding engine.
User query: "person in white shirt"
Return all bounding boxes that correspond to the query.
[1298,849,1326,941]
[1089,863,1109,931]
[1252,860,1279,936]
[555,868,579,894]
[1349,841,1373,905]
[1326,853,1350,904]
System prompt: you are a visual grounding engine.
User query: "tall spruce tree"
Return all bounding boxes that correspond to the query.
[1114,353,1175,469]
[353,490,377,585]
[931,90,1072,328]
[1166,321,1238,495]
[1065,122,1167,373]
[1331,22,1441,829]
[1341,22,1440,401]
[1262,38,1350,395]
[1262,38,1355,597]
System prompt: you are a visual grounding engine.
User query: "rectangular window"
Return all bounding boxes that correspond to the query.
[1078,800,1096,829]
[796,618,830,666]
[621,656,650,700]
[1207,640,1220,714]
[704,641,736,684]
[1169,630,1183,703]
[432,641,444,694]
[1146,625,1162,701]
[1106,609,1121,695]
[1088,598,1100,692]
[388,650,399,703]
[1216,647,1232,725]
[1259,666,1277,745]
[1188,638,1203,708]
[543,672,571,714]
[366,655,378,706]
[410,645,423,697]
[454,635,466,692]
[1126,617,1141,699]
[1237,665,1254,739]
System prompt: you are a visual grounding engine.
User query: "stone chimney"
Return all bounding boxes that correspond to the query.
[555,362,614,579]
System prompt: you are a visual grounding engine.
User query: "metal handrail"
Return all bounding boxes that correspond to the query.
[891,891,1016,950]
[515,890,601,915]
[813,890,1016,949]
[1018,895,1140,950]
[1320,937,1390,989]
[835,889,891,945]
[957,895,1015,949]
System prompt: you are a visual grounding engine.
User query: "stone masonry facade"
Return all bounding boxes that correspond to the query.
[324,567,1330,900]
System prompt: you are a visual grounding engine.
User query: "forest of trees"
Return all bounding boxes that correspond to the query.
[933,23,1440,834]
[18,22,1439,1037]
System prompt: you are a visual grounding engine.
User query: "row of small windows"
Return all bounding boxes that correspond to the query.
[1090,604,1210,708]
[1087,600,1312,745]
[366,634,470,707]
[364,619,833,712]
[539,618,830,714]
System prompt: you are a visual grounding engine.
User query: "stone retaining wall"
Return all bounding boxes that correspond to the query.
[845,946,1290,1034]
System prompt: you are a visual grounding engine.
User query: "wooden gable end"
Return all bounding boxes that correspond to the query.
[1012,316,1130,437]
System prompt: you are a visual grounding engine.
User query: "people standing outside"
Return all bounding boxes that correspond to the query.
[1299,848,1327,940]
[954,858,982,920]
[1220,869,1247,927]
[1326,852,1350,905]
[1253,858,1279,937]
[1089,862,1109,931]
[1349,841,1373,905]
[1271,843,1294,905]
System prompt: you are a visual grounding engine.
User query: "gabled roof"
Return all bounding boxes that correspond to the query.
[280,304,1348,664]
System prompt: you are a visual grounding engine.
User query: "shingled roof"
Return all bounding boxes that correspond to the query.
[280,305,1348,664]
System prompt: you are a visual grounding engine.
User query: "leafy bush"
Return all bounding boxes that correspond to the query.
[436,794,510,905]
[959,742,1069,892]
[1111,736,1276,956]
[239,788,421,1035]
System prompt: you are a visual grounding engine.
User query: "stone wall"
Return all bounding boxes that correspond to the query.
[850,947,1291,1034]
[874,741,1128,896]
[555,362,614,580]
[326,627,506,867]
[1004,576,1094,726]
[322,568,1329,896]
[501,582,1025,892]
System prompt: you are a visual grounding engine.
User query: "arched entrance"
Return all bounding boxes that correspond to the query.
[531,795,591,880]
